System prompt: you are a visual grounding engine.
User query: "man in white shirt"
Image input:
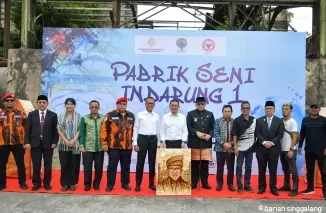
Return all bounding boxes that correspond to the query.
[278,103,299,196]
[133,97,160,192]
[160,100,187,148]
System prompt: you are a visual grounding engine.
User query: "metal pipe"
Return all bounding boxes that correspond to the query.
[237,6,265,30]
[117,1,166,28]
[127,5,171,28]
[177,6,218,30]
[320,0,326,58]
[3,0,11,59]
[181,0,229,30]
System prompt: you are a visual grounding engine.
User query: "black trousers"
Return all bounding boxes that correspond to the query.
[305,151,326,192]
[0,145,26,186]
[166,140,182,148]
[216,152,235,185]
[136,135,157,186]
[280,150,299,189]
[256,151,279,191]
[31,143,54,187]
[107,149,132,187]
[82,151,104,187]
[59,151,81,187]
[191,160,209,186]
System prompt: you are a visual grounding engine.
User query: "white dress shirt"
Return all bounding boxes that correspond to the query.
[160,112,188,142]
[133,110,160,146]
[39,109,47,122]
[263,115,275,145]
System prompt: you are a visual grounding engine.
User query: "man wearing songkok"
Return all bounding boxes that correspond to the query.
[186,97,215,189]
[24,95,59,191]
[157,155,191,195]
[101,97,135,192]
[255,101,284,196]
[79,100,104,191]
[0,93,28,190]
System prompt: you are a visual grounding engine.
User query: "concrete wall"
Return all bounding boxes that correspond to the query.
[3,49,326,116]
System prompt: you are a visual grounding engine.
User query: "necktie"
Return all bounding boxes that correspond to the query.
[267,118,271,129]
[41,112,45,136]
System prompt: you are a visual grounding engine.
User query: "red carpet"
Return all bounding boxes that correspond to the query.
[3,170,322,200]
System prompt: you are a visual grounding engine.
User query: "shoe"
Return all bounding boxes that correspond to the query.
[289,189,298,196]
[32,185,41,191]
[20,183,28,190]
[149,185,156,191]
[271,190,279,196]
[237,188,243,194]
[84,186,91,191]
[301,188,315,195]
[122,185,131,191]
[0,185,6,191]
[106,186,113,192]
[61,185,69,191]
[69,185,76,191]
[277,185,291,191]
[227,184,235,191]
[202,184,212,189]
[94,185,100,191]
[216,184,223,191]
[244,185,254,193]
[135,186,141,192]
[44,185,52,190]
[257,189,265,194]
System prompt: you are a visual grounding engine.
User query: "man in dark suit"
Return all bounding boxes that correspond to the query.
[255,101,284,196]
[24,95,59,191]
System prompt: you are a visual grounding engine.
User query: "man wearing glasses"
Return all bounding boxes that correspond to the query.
[133,97,159,192]
[160,99,187,149]
[24,95,59,191]
[0,93,28,191]
[80,100,104,191]
[101,97,134,192]
[187,97,215,189]
[232,101,256,194]
[255,101,284,196]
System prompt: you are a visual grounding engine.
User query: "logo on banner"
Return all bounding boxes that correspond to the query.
[176,38,187,52]
[202,39,215,52]
[208,159,216,168]
[147,38,156,48]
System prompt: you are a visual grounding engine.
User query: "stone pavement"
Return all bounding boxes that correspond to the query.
[0,192,325,213]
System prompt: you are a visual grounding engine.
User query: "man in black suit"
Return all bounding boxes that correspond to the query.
[255,101,284,196]
[24,95,59,191]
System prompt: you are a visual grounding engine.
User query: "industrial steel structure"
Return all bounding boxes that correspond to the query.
[0,0,324,60]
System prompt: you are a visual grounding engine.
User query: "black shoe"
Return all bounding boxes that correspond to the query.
[216,184,223,191]
[122,185,131,191]
[106,186,113,192]
[244,185,254,193]
[32,185,41,191]
[301,188,315,195]
[61,185,69,191]
[69,185,76,191]
[289,189,298,196]
[202,184,212,189]
[44,185,52,191]
[135,186,141,192]
[0,185,6,191]
[94,185,100,191]
[20,183,28,190]
[257,189,265,194]
[278,185,291,191]
[149,185,156,191]
[84,185,91,191]
[271,190,279,196]
[237,187,243,194]
[228,184,235,191]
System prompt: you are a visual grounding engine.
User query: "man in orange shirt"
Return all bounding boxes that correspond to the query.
[101,97,135,192]
[0,93,28,190]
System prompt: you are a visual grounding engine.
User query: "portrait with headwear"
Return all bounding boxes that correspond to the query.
[156,149,191,195]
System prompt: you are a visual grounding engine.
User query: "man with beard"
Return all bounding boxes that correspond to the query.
[186,97,215,189]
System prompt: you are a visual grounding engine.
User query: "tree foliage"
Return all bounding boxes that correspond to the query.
[0,2,104,58]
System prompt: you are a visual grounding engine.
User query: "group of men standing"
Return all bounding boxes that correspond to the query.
[0,92,325,199]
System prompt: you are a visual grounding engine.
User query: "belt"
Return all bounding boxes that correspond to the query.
[138,134,156,138]
[166,140,182,143]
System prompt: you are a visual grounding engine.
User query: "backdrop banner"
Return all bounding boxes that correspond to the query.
[41,28,306,175]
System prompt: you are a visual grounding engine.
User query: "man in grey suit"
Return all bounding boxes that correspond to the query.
[255,101,284,196]
[24,95,59,191]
